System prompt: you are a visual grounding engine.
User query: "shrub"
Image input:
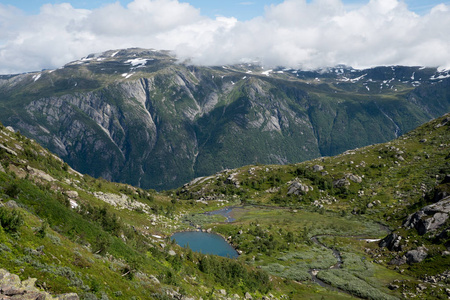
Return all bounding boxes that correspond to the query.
[0,207,23,233]
[5,183,20,198]
[36,220,48,238]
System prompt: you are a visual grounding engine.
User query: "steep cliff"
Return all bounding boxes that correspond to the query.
[0,48,449,189]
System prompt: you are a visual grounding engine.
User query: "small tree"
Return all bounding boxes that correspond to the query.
[0,207,23,233]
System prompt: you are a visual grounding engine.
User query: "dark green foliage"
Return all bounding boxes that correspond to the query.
[36,220,48,238]
[5,183,20,198]
[198,255,271,293]
[92,233,111,256]
[0,206,23,233]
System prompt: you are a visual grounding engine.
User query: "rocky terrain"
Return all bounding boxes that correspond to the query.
[0,269,78,300]
[0,48,449,190]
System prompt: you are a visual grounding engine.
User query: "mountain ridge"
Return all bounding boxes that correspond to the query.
[0,48,449,190]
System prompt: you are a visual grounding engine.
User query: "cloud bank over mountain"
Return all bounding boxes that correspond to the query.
[0,0,449,74]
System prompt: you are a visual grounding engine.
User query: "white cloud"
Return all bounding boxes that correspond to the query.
[1,0,450,74]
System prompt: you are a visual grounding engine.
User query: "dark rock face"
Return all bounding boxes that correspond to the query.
[379,233,404,251]
[404,196,450,235]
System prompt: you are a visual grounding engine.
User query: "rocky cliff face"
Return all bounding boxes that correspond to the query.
[1,48,449,190]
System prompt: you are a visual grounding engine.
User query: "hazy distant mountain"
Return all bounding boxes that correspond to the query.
[0,48,449,189]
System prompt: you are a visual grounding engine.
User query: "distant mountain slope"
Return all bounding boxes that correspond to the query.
[0,48,449,190]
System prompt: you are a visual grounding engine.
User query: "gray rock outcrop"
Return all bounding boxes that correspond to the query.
[312,165,323,172]
[379,233,403,251]
[405,247,428,264]
[287,181,312,195]
[0,268,78,299]
[333,178,350,188]
[404,196,450,235]
[347,174,362,183]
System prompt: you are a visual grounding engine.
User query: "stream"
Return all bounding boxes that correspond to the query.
[195,206,391,298]
[308,235,345,293]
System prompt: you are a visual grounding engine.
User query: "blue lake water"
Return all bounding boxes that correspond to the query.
[171,231,239,258]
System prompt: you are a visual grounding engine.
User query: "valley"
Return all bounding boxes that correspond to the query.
[0,109,449,299]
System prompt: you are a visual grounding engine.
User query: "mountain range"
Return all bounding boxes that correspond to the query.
[0,48,449,190]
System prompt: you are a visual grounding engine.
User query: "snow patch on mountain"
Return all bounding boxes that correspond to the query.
[32,73,41,82]
[125,58,152,67]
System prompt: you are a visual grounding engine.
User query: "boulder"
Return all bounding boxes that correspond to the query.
[388,256,406,266]
[389,284,400,290]
[0,268,79,300]
[64,191,79,199]
[333,178,350,188]
[404,196,450,235]
[149,275,160,285]
[405,247,428,264]
[312,165,324,172]
[0,162,4,173]
[26,166,56,182]
[437,227,450,242]
[0,143,18,156]
[5,200,19,209]
[287,181,311,195]
[379,233,403,251]
[347,174,362,183]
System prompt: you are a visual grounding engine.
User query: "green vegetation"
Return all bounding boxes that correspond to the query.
[0,111,449,299]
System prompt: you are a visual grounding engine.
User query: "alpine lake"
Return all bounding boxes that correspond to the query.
[171,206,239,258]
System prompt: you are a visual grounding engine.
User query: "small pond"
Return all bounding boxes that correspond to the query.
[171,231,239,258]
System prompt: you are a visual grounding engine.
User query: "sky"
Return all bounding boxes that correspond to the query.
[0,0,450,74]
